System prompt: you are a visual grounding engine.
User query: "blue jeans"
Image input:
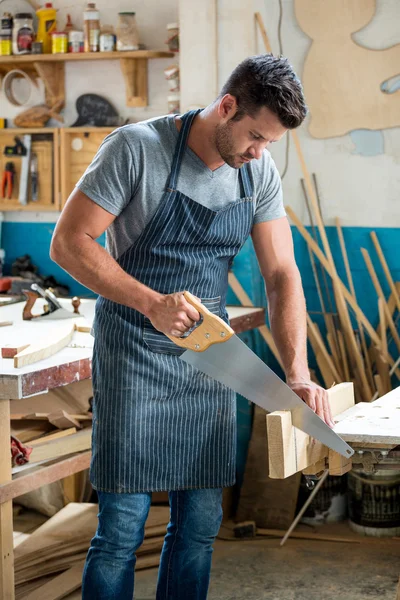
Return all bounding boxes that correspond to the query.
[82,488,223,600]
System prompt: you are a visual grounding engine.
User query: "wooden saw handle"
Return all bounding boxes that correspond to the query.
[165,291,234,352]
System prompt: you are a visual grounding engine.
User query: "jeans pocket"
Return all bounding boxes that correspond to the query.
[142,296,221,355]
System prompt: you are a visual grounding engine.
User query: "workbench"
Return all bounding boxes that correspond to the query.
[0,297,266,600]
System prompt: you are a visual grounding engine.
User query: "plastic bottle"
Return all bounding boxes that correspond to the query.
[83,2,100,52]
[36,3,57,54]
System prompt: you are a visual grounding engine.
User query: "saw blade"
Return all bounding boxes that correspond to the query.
[180,334,354,459]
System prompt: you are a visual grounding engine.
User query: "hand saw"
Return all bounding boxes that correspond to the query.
[166,292,354,459]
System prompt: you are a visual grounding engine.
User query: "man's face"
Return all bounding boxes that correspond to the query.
[214,105,288,169]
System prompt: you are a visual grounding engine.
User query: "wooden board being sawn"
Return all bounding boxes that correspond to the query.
[267,382,355,479]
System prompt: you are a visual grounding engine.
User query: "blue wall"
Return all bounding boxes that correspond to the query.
[3,221,399,485]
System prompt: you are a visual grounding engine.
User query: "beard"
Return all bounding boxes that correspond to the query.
[214,121,244,169]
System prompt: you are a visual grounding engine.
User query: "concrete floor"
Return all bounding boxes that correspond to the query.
[59,522,400,599]
[132,534,400,600]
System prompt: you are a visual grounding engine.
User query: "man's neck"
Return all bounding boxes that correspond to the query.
[175,106,226,171]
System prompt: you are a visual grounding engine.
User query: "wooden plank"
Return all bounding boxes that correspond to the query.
[267,382,355,479]
[328,449,352,476]
[29,428,91,463]
[2,345,30,359]
[0,400,15,600]
[334,389,400,444]
[0,452,91,504]
[22,562,84,600]
[29,428,77,446]
[14,324,76,368]
[47,410,82,430]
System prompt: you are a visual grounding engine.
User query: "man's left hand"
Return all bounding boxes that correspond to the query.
[287,380,335,428]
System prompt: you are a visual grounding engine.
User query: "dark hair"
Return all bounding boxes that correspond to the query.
[219,54,307,129]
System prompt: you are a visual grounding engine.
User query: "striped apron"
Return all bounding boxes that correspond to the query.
[91,110,255,493]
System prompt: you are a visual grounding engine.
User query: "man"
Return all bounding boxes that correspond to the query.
[51,54,334,600]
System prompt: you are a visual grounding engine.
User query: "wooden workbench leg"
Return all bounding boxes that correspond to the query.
[0,400,15,600]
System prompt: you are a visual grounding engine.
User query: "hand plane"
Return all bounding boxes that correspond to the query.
[22,283,81,321]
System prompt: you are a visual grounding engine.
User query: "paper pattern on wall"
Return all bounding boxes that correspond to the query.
[294,0,400,139]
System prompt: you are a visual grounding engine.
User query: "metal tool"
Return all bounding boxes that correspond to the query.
[30,152,38,201]
[18,134,31,205]
[168,292,354,459]
[22,283,81,320]
[1,161,15,199]
[4,136,27,157]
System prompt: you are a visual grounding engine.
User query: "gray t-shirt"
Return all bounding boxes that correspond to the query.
[76,115,286,259]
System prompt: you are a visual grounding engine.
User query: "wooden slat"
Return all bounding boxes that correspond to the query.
[14,324,75,368]
[29,428,91,464]
[22,563,84,600]
[267,382,355,479]
[0,452,91,504]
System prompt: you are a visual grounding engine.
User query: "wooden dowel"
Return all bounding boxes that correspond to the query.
[336,218,375,390]
[370,231,400,314]
[361,247,400,354]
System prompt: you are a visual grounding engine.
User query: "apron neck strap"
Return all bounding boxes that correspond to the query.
[167,109,201,190]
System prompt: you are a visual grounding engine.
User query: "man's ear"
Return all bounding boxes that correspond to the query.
[217,94,238,120]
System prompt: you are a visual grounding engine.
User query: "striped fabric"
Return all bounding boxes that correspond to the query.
[90,110,255,493]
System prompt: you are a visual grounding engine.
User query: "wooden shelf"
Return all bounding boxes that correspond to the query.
[0,49,175,109]
[0,49,173,64]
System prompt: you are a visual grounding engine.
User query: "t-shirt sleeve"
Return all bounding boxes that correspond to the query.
[253,156,286,225]
[76,128,135,216]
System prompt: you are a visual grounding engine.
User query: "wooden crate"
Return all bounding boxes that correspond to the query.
[0,129,59,211]
[60,128,114,207]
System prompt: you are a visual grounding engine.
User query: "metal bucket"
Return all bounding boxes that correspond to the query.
[348,470,400,537]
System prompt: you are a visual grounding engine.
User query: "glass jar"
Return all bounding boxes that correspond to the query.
[166,22,179,53]
[83,2,100,52]
[12,13,34,55]
[116,12,139,51]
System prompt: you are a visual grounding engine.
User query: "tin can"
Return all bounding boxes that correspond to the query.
[52,31,68,54]
[99,32,114,52]
[0,34,12,56]
[69,30,84,53]
[32,41,43,54]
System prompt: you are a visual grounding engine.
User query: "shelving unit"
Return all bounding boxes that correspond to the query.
[0,50,174,108]
[0,128,59,211]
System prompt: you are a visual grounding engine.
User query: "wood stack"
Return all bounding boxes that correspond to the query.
[286,185,399,403]
[14,502,169,600]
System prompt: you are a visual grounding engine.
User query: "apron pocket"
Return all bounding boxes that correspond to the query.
[143,296,221,355]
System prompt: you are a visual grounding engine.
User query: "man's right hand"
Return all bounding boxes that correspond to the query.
[147,292,201,337]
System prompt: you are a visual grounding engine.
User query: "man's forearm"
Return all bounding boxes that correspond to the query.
[266,267,310,383]
[50,233,161,317]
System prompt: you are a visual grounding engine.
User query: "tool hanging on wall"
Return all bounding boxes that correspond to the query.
[18,133,31,205]
[4,136,27,157]
[30,152,38,201]
[1,161,15,199]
